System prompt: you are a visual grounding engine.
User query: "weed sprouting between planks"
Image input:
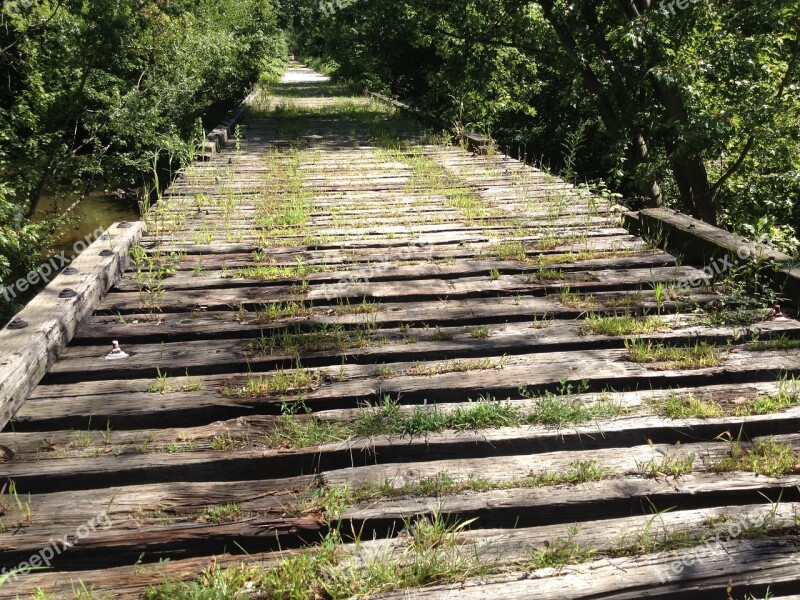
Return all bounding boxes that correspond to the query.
[625,339,727,370]
[261,388,625,451]
[580,313,671,337]
[654,377,800,419]
[144,513,489,600]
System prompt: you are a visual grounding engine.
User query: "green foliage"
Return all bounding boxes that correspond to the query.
[2,0,287,203]
[0,0,288,323]
[714,437,800,478]
[0,188,65,322]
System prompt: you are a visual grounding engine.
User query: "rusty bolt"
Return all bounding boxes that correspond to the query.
[770,305,787,321]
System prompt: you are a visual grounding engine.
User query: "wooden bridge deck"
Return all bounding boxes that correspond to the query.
[3,65,800,599]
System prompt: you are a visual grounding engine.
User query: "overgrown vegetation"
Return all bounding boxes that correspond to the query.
[244,321,383,357]
[714,436,800,478]
[580,313,670,337]
[220,367,323,398]
[655,377,800,419]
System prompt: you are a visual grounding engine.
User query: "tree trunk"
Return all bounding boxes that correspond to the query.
[616,0,717,224]
[537,0,663,207]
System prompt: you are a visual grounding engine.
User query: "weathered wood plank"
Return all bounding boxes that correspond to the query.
[342,471,800,529]
[378,536,800,599]
[7,394,800,465]
[636,207,800,306]
[13,362,791,430]
[126,239,651,272]
[96,265,705,314]
[42,320,800,384]
[4,410,799,494]
[6,468,797,570]
[320,434,800,490]
[73,291,691,345]
[113,254,676,294]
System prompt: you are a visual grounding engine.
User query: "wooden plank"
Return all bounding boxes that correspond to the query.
[204,88,258,154]
[3,508,796,598]
[111,254,676,293]
[7,395,800,466]
[72,292,716,345]
[4,412,799,494]
[41,320,800,383]
[0,549,287,599]
[1,514,323,572]
[138,233,640,258]
[320,434,800,490]
[352,503,800,569]
[12,364,787,430]
[342,471,800,529]
[95,265,706,314]
[378,536,800,599]
[9,343,797,430]
[9,469,796,567]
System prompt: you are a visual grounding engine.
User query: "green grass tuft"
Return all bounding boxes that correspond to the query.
[580,313,670,337]
[625,339,726,370]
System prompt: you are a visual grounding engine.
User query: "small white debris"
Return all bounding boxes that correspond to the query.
[105,340,129,361]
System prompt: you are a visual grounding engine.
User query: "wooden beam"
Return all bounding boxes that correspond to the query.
[203,88,259,156]
[629,207,800,308]
[0,222,143,430]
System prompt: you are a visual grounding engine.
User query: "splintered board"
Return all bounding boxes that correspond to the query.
[2,64,800,600]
